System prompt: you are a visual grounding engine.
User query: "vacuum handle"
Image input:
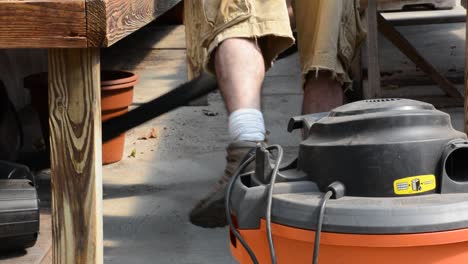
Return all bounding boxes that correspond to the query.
[102,73,218,142]
[288,112,329,134]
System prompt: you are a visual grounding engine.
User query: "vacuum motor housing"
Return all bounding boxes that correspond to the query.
[294,98,467,197]
[230,99,468,263]
[0,161,39,251]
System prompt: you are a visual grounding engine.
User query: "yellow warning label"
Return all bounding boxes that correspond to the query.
[393,175,436,195]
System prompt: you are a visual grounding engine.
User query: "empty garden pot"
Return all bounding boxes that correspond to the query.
[24,70,137,165]
[100,71,137,164]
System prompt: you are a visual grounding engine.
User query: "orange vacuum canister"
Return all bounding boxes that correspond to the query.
[227,99,468,264]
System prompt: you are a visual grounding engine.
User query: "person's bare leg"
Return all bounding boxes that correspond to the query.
[215,38,265,113]
[190,38,266,228]
[302,71,344,114]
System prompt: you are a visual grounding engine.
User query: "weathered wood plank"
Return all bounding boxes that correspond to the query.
[0,1,87,48]
[111,25,186,50]
[381,5,466,26]
[87,0,181,47]
[48,48,103,264]
[377,13,463,99]
[85,0,107,47]
[364,1,382,98]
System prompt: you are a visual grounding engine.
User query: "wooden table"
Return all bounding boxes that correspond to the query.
[0,1,179,263]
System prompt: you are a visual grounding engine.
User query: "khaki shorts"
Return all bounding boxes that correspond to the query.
[185,0,366,85]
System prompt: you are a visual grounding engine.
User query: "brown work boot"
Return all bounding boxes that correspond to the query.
[189,141,259,228]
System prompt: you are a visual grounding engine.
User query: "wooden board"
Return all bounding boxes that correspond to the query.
[48,48,103,264]
[0,0,181,48]
[377,13,463,99]
[87,0,182,47]
[0,0,87,48]
[381,5,466,26]
[110,25,186,50]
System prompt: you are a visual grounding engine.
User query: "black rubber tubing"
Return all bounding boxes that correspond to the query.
[102,73,218,143]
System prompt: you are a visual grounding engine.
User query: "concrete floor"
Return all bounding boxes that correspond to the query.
[101,20,466,264]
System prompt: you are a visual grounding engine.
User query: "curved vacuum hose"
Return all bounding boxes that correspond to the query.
[102,73,218,142]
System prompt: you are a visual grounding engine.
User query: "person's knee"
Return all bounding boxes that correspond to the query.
[214,38,265,75]
[304,70,339,90]
[217,38,260,55]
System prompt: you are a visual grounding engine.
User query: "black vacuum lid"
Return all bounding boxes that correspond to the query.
[295,99,466,197]
[329,98,434,117]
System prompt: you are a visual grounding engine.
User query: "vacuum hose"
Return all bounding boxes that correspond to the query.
[102,73,218,142]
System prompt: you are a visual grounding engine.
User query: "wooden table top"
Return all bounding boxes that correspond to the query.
[0,0,180,49]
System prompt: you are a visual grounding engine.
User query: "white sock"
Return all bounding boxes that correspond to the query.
[228,108,266,142]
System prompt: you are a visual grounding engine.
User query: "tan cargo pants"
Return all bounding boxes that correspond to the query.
[185,0,367,86]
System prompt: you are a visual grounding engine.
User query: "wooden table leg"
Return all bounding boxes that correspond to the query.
[48,48,103,264]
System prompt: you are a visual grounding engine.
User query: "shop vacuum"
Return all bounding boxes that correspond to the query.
[0,80,39,251]
[0,161,39,251]
[226,98,468,264]
[98,73,468,263]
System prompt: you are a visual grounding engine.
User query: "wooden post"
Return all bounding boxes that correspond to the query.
[364,0,382,99]
[48,48,103,264]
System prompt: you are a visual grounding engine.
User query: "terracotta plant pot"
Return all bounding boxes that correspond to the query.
[24,70,137,165]
[100,71,137,164]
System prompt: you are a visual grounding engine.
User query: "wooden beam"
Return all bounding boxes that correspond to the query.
[381,6,466,26]
[87,0,182,47]
[0,1,87,48]
[48,48,103,264]
[85,0,107,47]
[0,0,181,49]
[377,13,463,99]
[364,1,382,99]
